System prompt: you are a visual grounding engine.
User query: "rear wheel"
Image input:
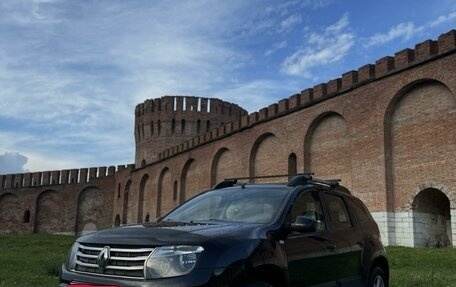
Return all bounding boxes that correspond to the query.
[368,266,388,287]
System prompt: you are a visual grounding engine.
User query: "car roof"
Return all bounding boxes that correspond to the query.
[213,174,351,195]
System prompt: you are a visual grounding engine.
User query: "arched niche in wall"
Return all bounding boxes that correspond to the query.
[114,214,120,227]
[138,174,149,223]
[81,222,97,235]
[171,119,176,134]
[173,181,178,201]
[179,158,195,203]
[288,153,297,178]
[34,190,62,234]
[181,119,186,135]
[210,147,235,187]
[249,133,287,183]
[122,180,132,225]
[157,167,173,217]
[412,188,452,247]
[197,119,201,134]
[384,80,456,212]
[0,193,21,234]
[304,112,352,188]
[180,158,204,203]
[23,209,31,223]
[75,187,104,236]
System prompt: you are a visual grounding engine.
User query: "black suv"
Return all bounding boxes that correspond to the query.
[60,174,389,287]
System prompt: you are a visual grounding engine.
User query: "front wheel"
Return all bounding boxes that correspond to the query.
[368,266,388,287]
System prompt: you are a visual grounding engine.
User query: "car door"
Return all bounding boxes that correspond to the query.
[321,192,363,287]
[284,190,337,287]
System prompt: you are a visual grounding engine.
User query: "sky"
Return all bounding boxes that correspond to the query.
[0,0,455,174]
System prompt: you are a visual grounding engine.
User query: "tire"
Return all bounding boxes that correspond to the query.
[368,266,388,287]
[241,281,273,287]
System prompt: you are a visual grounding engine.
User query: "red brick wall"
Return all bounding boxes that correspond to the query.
[116,31,455,222]
[387,81,456,211]
[0,167,115,235]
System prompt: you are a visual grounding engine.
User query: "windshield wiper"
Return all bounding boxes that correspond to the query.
[191,218,228,223]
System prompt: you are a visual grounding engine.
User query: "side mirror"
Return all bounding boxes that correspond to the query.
[291,216,317,233]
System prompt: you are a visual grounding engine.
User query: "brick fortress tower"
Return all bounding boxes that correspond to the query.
[134,96,248,166]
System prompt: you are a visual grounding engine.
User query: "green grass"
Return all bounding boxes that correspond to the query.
[0,235,455,286]
[0,234,74,287]
[387,246,456,287]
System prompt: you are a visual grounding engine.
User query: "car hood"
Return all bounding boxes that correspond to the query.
[78,221,262,246]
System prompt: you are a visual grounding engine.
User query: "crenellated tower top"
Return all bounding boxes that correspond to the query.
[134,96,247,166]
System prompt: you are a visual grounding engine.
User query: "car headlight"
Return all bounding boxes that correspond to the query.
[144,246,204,279]
[64,242,79,270]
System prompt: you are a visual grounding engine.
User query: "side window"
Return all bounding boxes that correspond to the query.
[289,191,326,231]
[348,198,374,225]
[323,193,353,230]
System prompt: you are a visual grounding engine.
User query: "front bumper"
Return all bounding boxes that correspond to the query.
[59,265,240,287]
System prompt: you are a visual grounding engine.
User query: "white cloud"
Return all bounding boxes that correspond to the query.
[281,14,355,77]
[264,41,288,56]
[23,152,86,172]
[0,128,133,172]
[0,152,28,174]
[279,14,302,32]
[212,79,299,113]
[365,22,419,47]
[364,11,456,48]
[239,0,329,36]
[428,11,456,27]
[0,0,62,25]
[0,0,254,172]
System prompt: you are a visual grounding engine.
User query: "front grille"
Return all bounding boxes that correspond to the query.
[74,244,154,279]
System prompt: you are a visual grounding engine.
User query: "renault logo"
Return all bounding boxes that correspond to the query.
[97,246,111,270]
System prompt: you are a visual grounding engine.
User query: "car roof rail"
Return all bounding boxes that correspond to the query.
[224,174,291,182]
[213,173,350,194]
[287,174,350,194]
[212,174,292,190]
[286,173,314,186]
[212,179,238,190]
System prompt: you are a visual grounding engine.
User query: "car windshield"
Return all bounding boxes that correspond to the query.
[162,186,290,224]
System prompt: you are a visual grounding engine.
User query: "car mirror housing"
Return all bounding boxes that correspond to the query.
[291,216,317,233]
